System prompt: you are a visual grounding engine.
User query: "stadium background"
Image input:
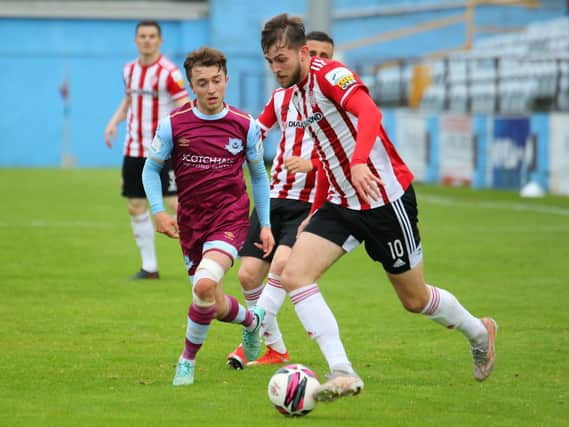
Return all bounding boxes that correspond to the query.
[2,2,569,426]
[0,0,568,195]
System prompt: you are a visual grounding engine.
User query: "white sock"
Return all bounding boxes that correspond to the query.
[290,283,352,373]
[242,283,264,308]
[257,274,287,354]
[422,285,487,345]
[130,211,157,273]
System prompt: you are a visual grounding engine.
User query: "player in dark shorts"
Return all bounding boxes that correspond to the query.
[253,13,498,402]
[104,20,189,279]
[226,32,337,369]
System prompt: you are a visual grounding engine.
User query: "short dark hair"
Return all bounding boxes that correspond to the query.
[136,20,162,37]
[261,13,306,54]
[183,47,227,81]
[306,31,334,46]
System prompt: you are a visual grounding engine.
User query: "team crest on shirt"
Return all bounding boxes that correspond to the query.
[325,67,357,90]
[225,138,243,155]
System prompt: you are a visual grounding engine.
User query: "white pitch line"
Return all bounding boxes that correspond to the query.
[419,194,569,216]
[421,225,569,233]
[0,220,122,228]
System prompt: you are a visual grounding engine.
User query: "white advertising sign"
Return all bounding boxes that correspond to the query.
[395,111,428,181]
[549,113,569,195]
[439,114,474,186]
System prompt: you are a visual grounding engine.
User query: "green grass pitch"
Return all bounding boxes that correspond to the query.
[1,168,568,426]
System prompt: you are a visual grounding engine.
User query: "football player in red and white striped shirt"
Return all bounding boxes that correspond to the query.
[258,14,498,402]
[227,32,335,370]
[104,21,189,280]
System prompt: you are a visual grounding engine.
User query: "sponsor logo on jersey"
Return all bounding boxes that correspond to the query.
[301,112,323,128]
[287,120,305,128]
[325,67,357,90]
[226,138,244,155]
[181,153,237,169]
[127,88,159,97]
[224,231,235,240]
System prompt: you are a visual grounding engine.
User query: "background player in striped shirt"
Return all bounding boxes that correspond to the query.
[259,13,498,402]
[104,20,190,280]
[227,31,335,369]
[142,47,274,386]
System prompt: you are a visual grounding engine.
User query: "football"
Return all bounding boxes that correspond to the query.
[267,364,320,417]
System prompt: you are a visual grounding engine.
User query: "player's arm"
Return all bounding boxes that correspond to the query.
[167,68,191,108]
[316,62,383,202]
[245,118,275,257]
[142,117,179,238]
[104,95,130,148]
[297,159,329,237]
[257,91,278,141]
[344,88,384,202]
[174,95,190,108]
[284,152,318,174]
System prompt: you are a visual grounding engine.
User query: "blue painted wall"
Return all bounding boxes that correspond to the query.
[0,18,208,167]
[0,0,566,167]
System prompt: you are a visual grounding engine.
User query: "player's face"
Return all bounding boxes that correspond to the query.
[135,26,162,58]
[264,44,309,88]
[307,40,334,59]
[189,65,228,115]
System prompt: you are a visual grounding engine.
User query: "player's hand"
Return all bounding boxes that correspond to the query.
[350,163,383,204]
[296,214,312,238]
[104,123,116,148]
[154,211,179,239]
[284,156,313,174]
[254,226,275,258]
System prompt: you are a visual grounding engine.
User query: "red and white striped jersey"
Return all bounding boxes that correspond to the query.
[257,87,317,203]
[292,57,414,210]
[122,55,188,158]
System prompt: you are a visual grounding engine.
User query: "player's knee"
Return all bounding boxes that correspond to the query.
[237,266,257,289]
[269,257,287,276]
[192,258,225,305]
[192,279,216,305]
[400,296,426,313]
[280,268,306,292]
[127,198,148,215]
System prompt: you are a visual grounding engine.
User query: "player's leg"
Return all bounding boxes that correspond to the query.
[215,262,264,333]
[127,198,159,278]
[386,264,497,381]
[281,204,364,401]
[174,250,231,386]
[122,156,159,279]
[253,199,314,364]
[226,256,269,369]
[373,185,497,381]
[249,245,291,365]
[227,207,274,368]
